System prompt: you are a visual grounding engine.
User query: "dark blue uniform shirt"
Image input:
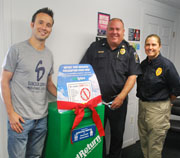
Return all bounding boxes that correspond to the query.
[137,54,180,101]
[80,39,142,102]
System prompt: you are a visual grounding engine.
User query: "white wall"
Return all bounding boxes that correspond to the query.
[10,0,143,83]
[0,0,12,158]
[175,15,180,73]
[1,0,180,157]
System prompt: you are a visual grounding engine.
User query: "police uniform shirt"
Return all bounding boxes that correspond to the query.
[80,38,142,102]
[137,53,180,101]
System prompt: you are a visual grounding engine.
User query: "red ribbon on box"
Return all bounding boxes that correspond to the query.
[57,95,105,143]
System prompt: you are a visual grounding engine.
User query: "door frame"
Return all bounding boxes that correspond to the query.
[0,0,12,158]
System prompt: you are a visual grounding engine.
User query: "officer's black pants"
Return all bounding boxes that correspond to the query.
[103,98,127,158]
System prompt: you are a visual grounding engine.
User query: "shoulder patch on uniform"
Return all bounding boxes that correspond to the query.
[156,67,162,76]
[134,52,140,63]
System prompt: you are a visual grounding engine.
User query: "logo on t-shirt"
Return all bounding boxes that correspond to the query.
[35,60,45,81]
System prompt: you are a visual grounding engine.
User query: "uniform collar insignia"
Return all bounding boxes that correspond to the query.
[102,43,106,46]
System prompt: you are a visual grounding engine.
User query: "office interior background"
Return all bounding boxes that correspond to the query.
[1,0,180,157]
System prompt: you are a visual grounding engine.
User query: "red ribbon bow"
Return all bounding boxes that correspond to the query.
[57,95,105,143]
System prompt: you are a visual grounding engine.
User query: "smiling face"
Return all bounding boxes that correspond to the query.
[31,13,53,42]
[145,36,161,60]
[106,19,125,50]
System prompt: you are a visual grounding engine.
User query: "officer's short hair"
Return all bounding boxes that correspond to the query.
[108,18,124,28]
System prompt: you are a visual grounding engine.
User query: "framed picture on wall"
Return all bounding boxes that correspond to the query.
[97,12,110,36]
[128,28,140,41]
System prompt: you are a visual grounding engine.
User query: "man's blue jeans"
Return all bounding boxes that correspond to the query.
[8,117,47,158]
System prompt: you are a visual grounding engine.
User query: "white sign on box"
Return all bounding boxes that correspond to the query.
[57,64,101,113]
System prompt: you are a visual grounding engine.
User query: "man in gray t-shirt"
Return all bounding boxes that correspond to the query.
[0,8,57,158]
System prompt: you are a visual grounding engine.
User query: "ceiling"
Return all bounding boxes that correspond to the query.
[155,0,180,9]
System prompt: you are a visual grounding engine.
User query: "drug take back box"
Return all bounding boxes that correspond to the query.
[44,64,105,158]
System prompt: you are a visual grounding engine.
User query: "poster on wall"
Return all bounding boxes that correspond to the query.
[128,28,140,41]
[129,42,140,51]
[97,12,110,37]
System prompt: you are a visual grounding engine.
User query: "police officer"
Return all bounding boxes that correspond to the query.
[80,18,142,158]
[136,34,180,158]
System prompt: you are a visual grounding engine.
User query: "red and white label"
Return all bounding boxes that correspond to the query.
[67,81,92,103]
[80,88,91,101]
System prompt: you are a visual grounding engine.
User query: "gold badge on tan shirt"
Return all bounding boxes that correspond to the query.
[156,67,162,76]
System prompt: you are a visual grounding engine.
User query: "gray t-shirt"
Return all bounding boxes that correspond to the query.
[2,40,54,119]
